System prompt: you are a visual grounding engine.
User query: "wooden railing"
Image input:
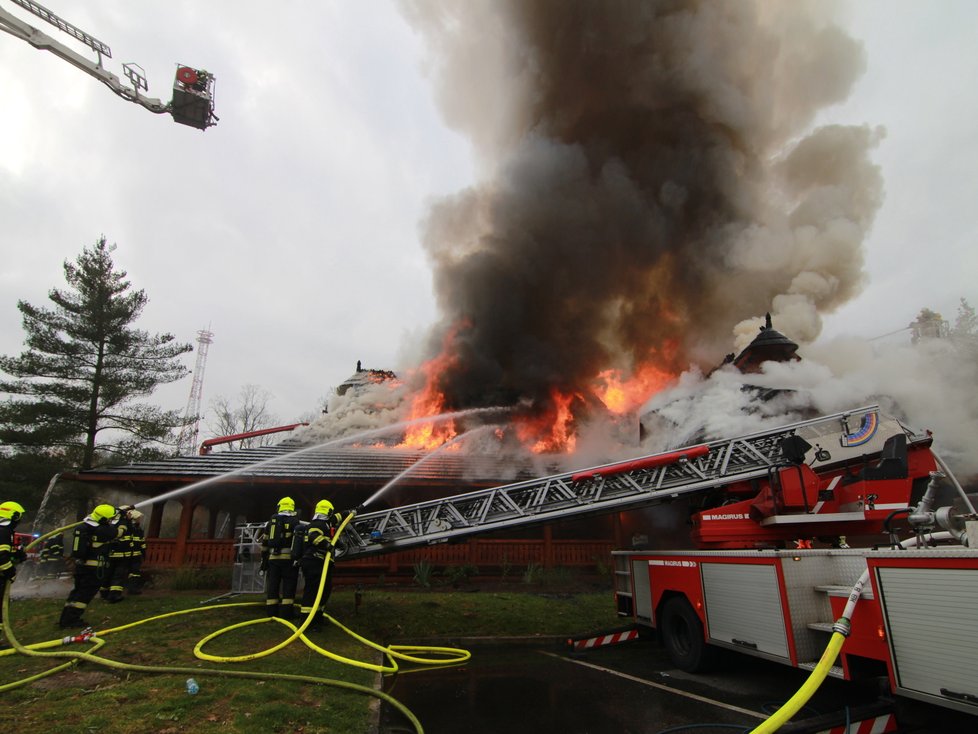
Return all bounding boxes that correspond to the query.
[145,539,236,567]
[144,538,614,573]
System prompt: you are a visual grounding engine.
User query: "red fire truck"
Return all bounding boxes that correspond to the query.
[610,408,978,719]
[301,404,977,725]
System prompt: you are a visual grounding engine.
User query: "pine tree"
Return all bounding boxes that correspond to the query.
[0,237,192,469]
[952,297,977,338]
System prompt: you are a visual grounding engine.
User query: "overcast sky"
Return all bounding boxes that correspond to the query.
[1,0,976,435]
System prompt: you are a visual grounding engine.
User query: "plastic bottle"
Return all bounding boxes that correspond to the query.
[186,678,199,695]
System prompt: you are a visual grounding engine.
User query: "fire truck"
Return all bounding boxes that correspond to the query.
[607,407,978,719]
[319,404,977,723]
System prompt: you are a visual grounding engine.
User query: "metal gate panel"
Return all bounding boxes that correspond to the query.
[702,562,790,659]
[877,567,978,710]
[631,558,652,623]
[231,523,266,594]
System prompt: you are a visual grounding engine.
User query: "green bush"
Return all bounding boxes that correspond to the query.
[522,562,543,585]
[412,560,433,588]
[166,567,230,590]
[443,564,478,587]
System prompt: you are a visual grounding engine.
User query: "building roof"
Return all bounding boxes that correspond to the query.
[65,444,538,490]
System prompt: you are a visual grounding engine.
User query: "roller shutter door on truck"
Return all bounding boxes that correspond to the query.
[877,566,978,711]
[702,562,790,660]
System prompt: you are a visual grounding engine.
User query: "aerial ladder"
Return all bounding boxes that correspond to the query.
[0,0,216,129]
[332,404,969,559]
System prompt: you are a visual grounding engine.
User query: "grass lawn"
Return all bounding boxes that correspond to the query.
[0,581,620,733]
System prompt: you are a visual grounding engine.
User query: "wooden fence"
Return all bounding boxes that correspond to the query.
[144,538,615,575]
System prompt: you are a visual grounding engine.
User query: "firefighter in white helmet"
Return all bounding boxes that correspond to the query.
[261,497,301,619]
[126,509,146,594]
[99,505,134,603]
[297,499,343,629]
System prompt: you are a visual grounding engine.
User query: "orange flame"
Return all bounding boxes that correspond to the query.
[398,329,462,450]
[592,361,675,415]
[514,388,579,454]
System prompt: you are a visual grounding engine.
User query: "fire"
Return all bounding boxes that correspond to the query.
[592,361,675,415]
[514,388,580,454]
[398,330,462,450]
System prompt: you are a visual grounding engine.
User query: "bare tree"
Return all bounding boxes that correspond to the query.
[207,384,278,449]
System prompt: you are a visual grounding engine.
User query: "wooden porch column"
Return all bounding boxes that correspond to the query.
[207,507,219,539]
[174,496,196,566]
[543,525,554,568]
[148,502,164,539]
[612,512,624,548]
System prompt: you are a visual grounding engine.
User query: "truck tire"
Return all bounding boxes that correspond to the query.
[660,596,716,673]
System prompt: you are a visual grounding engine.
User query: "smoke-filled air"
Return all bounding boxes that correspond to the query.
[301,0,978,480]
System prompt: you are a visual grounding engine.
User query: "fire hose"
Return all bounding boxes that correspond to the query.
[1,510,471,733]
[747,569,870,734]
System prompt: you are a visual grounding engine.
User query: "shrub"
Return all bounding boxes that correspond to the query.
[412,560,433,588]
[522,562,543,585]
[443,564,478,588]
[166,567,229,590]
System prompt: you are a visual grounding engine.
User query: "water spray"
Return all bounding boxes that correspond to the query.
[360,424,501,509]
[134,405,512,511]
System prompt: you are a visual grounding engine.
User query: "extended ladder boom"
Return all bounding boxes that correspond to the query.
[0,0,216,129]
[336,405,919,560]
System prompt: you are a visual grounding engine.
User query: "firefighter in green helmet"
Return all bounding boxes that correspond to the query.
[261,496,301,619]
[297,499,343,629]
[59,503,117,628]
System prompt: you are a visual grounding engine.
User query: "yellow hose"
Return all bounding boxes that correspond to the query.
[2,510,471,733]
[748,632,845,734]
[749,569,869,733]
[24,520,84,553]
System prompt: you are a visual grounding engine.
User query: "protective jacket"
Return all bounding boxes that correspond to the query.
[301,512,341,561]
[61,517,117,628]
[0,521,17,581]
[72,518,116,566]
[263,511,300,561]
[262,510,300,618]
[298,511,342,621]
[40,536,64,561]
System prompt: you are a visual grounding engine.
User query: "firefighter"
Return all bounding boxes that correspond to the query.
[261,496,300,619]
[126,510,146,594]
[0,501,28,643]
[39,533,65,579]
[59,504,117,628]
[298,499,343,628]
[99,505,132,603]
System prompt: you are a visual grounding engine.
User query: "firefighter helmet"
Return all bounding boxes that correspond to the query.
[0,501,25,522]
[91,504,117,522]
[315,500,334,516]
[277,496,295,512]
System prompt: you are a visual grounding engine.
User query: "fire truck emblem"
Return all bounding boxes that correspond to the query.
[840,411,879,447]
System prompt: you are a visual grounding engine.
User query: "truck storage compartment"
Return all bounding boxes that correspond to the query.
[877,566,978,713]
[702,562,790,660]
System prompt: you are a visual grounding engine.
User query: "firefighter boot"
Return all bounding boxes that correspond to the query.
[58,606,86,629]
[280,603,297,621]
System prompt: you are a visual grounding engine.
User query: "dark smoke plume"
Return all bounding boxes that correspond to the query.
[402,0,882,414]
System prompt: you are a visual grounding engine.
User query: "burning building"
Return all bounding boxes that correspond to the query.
[64,2,976,572]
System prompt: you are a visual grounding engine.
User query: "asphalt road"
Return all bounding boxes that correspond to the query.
[378,636,975,734]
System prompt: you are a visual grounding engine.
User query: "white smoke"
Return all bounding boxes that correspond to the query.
[641,335,978,481]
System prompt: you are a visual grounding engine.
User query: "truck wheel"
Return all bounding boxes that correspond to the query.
[660,596,715,673]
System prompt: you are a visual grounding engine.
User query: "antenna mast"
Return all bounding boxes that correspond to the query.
[177,328,214,455]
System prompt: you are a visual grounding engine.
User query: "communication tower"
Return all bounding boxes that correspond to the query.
[177,328,214,455]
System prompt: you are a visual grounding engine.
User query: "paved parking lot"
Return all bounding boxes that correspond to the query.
[379,636,974,733]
